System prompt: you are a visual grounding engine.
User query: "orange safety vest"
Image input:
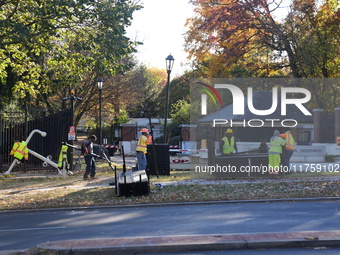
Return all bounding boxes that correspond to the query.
[136,135,148,154]
[280,132,295,151]
[10,141,28,160]
[146,135,152,145]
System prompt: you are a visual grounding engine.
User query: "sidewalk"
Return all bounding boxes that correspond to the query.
[33,230,340,254]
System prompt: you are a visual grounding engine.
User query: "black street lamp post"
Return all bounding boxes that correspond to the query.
[98,78,104,145]
[63,89,82,171]
[163,54,174,143]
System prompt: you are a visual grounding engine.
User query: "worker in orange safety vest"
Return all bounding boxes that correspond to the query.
[279,131,296,168]
[146,131,153,145]
[10,141,29,160]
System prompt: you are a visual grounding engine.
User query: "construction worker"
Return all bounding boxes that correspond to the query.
[268,130,286,174]
[136,128,148,170]
[279,131,296,168]
[82,135,97,180]
[221,128,238,154]
[258,139,269,153]
[146,131,153,145]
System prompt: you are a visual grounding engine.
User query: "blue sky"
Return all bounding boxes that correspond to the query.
[127,0,194,77]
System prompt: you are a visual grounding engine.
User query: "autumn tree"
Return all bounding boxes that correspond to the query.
[127,65,167,118]
[185,0,339,110]
[155,73,191,118]
[185,0,339,78]
[285,0,339,78]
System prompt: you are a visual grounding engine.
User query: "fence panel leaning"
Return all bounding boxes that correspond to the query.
[0,109,72,173]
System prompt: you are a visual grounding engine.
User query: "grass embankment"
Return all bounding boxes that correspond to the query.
[1,164,340,211]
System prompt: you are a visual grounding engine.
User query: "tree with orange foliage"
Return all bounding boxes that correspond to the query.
[185,0,339,79]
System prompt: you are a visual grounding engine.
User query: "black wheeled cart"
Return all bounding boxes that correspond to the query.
[117,145,150,197]
[63,142,150,197]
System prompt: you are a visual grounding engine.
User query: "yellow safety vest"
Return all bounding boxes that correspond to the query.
[269,136,285,154]
[222,136,235,154]
[136,135,147,154]
[58,145,68,168]
[10,141,28,160]
[10,142,20,156]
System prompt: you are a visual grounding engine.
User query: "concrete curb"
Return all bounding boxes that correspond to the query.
[36,231,340,254]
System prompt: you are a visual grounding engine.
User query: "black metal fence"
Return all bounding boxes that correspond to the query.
[0,109,72,173]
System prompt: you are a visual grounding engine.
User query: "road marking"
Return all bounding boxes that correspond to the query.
[0,226,66,232]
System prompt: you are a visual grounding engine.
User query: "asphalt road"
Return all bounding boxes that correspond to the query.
[144,248,340,254]
[1,200,340,251]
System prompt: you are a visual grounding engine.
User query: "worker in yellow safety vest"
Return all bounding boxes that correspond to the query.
[268,130,286,174]
[136,128,149,170]
[279,131,296,168]
[221,128,238,154]
[58,145,69,169]
[10,141,28,160]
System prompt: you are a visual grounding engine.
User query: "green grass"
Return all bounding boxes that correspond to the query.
[1,168,340,211]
